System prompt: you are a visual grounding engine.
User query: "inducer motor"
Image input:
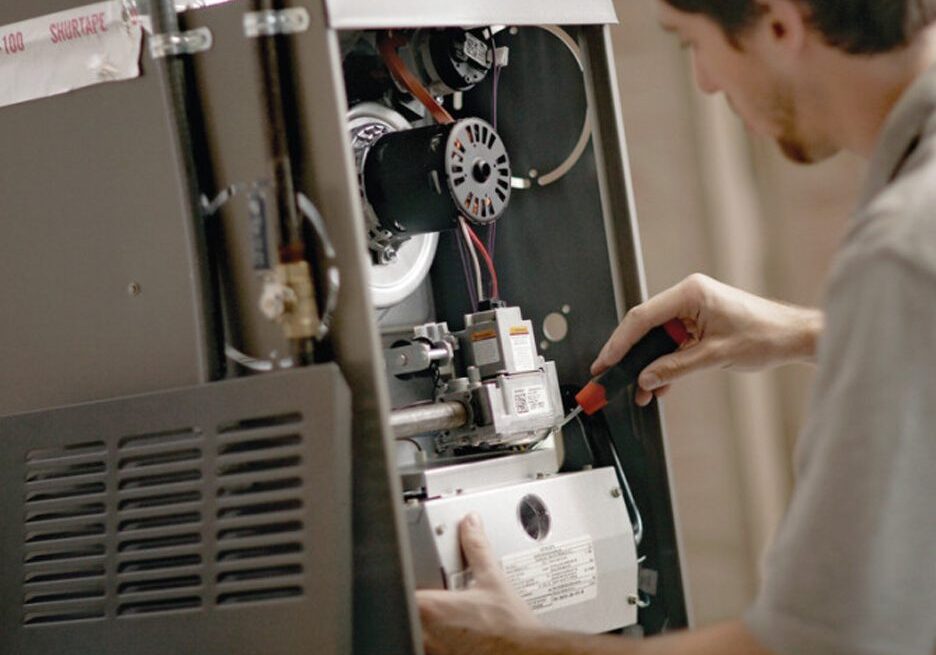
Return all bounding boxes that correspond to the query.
[361,117,512,237]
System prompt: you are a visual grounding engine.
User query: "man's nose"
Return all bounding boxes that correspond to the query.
[691,53,720,95]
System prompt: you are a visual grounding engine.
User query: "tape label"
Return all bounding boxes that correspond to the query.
[0,0,143,110]
[502,535,598,613]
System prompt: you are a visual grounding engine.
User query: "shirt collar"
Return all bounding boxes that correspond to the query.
[859,63,936,209]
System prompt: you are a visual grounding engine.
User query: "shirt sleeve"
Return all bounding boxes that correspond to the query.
[744,251,936,655]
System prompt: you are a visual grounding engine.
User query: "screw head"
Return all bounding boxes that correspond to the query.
[434,524,446,536]
[127,282,142,297]
[611,487,622,498]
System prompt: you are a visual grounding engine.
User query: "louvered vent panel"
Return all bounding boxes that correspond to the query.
[215,412,307,606]
[115,428,206,617]
[22,441,108,625]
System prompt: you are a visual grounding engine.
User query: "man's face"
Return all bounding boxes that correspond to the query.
[656,0,837,163]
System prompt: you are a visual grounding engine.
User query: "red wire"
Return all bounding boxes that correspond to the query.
[465,222,499,300]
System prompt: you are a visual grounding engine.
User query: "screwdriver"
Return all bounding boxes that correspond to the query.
[562,319,690,426]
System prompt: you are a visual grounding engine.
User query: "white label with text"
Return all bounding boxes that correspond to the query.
[0,1,143,109]
[502,536,598,613]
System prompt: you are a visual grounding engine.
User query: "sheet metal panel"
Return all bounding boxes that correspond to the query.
[0,0,211,417]
[323,0,618,29]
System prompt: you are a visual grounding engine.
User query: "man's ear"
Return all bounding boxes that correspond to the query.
[757,0,808,57]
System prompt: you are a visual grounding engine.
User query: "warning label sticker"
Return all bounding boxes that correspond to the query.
[0,0,143,110]
[502,536,598,613]
[512,384,548,417]
[509,330,536,372]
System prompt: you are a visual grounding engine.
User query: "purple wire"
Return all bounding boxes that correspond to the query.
[456,229,479,309]
[487,37,501,265]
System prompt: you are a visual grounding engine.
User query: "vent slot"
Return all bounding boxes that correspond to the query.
[26,482,106,502]
[118,428,201,451]
[218,433,300,455]
[24,544,106,563]
[118,512,200,532]
[27,441,105,462]
[218,412,301,434]
[118,448,201,470]
[26,503,105,523]
[26,461,106,481]
[217,542,302,562]
[24,609,105,625]
[117,575,201,595]
[217,499,301,519]
[118,490,201,511]
[118,554,201,573]
[25,567,105,584]
[217,521,302,541]
[119,470,201,490]
[117,597,201,616]
[25,523,106,543]
[25,588,106,605]
[217,456,301,477]
[217,477,301,497]
[118,533,200,553]
[217,586,302,605]
[217,564,302,583]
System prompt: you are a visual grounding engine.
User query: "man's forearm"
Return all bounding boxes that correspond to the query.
[432,620,775,655]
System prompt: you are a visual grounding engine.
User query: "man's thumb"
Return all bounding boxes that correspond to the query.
[459,513,499,578]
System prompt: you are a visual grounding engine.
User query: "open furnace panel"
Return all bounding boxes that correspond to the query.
[339,21,689,639]
[0,1,687,653]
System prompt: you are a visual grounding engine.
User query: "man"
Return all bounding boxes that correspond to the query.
[417,1,936,654]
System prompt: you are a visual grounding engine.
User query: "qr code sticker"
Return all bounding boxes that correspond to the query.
[514,385,547,416]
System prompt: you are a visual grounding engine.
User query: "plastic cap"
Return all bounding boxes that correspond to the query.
[575,381,608,416]
[663,319,690,346]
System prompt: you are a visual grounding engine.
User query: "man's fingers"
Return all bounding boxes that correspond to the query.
[458,514,501,584]
[635,384,671,407]
[637,342,716,390]
[590,277,703,375]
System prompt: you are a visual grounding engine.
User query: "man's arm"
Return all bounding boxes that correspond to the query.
[417,516,778,655]
[590,274,823,406]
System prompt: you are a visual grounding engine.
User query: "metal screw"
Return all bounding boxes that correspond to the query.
[127,282,142,297]
[434,524,446,536]
[611,487,622,498]
[627,594,638,606]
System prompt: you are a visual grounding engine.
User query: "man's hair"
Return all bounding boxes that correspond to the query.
[664,0,936,54]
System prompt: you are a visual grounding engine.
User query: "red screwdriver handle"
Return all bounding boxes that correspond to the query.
[576,319,689,415]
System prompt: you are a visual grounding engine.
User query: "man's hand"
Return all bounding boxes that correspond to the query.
[416,513,777,655]
[416,513,539,655]
[591,274,824,406]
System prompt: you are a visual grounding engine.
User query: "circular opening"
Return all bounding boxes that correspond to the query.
[517,494,551,541]
[472,159,493,184]
[543,312,569,342]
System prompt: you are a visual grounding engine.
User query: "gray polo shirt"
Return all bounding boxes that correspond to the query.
[744,66,936,655]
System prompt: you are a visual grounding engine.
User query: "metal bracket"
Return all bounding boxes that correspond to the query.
[243,8,310,37]
[149,27,213,58]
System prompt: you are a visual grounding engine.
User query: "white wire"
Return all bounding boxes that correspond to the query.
[458,216,485,302]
